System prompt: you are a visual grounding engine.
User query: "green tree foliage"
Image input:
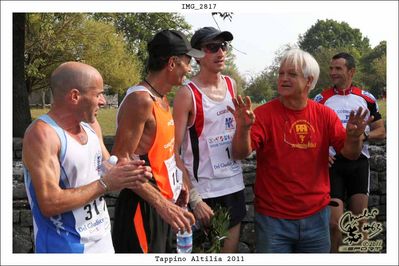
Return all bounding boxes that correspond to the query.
[25,13,86,94]
[359,41,386,98]
[94,13,192,76]
[222,49,246,95]
[244,69,277,103]
[25,13,141,96]
[298,19,371,55]
[79,19,141,95]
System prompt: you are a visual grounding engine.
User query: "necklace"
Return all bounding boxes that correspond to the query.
[143,78,164,98]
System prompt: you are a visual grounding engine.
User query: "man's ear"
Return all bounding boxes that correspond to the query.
[307,76,314,88]
[349,68,356,78]
[168,57,175,71]
[70,88,80,103]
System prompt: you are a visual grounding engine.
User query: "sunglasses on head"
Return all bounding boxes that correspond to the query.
[203,42,229,53]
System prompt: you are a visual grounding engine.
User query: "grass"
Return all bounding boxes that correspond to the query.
[97,108,117,136]
[377,99,386,121]
[30,107,117,136]
[29,98,387,137]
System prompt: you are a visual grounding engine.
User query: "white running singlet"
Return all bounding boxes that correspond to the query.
[24,114,114,253]
[180,76,244,199]
[314,86,382,158]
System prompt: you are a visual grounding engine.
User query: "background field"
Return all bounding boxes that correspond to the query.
[31,99,387,137]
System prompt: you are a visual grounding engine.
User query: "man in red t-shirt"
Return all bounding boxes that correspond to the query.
[228,48,373,253]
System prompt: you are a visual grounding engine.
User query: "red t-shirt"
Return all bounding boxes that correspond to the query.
[251,98,346,219]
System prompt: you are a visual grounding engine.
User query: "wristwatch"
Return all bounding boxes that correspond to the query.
[363,131,369,142]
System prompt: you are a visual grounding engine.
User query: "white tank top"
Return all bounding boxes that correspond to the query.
[24,114,114,253]
[180,76,244,198]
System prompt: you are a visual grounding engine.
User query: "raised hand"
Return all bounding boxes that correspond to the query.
[227,95,255,129]
[346,107,374,139]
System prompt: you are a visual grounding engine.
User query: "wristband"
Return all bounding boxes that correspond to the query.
[98,178,109,192]
[189,188,203,210]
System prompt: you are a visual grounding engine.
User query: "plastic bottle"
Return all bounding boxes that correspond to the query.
[176,208,193,254]
[176,230,193,254]
[99,155,118,176]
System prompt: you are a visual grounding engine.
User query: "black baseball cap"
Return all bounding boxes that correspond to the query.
[191,27,233,49]
[148,30,204,58]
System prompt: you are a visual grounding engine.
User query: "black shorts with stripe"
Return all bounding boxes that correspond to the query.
[329,154,370,201]
[112,188,172,253]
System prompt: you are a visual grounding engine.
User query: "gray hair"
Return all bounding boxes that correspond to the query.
[280,48,320,91]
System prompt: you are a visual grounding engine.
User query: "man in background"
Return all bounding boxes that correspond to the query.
[314,52,385,252]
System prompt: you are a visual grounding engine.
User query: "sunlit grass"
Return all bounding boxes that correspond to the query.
[97,108,117,136]
[377,99,386,121]
[30,107,117,136]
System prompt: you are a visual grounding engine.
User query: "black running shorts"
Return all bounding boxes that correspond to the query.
[329,154,370,201]
[203,189,246,228]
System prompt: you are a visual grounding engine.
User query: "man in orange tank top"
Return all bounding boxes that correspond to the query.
[112,30,204,253]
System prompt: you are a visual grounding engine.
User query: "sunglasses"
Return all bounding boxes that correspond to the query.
[203,42,229,53]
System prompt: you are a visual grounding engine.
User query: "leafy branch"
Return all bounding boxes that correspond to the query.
[192,205,230,253]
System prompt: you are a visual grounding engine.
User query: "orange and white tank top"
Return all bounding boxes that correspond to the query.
[118,85,182,202]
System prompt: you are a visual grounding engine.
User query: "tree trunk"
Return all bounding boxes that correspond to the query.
[41,88,46,109]
[13,13,31,137]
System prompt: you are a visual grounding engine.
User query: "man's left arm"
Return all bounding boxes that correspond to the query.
[367,119,386,142]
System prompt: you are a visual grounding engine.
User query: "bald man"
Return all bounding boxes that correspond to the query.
[22,62,152,253]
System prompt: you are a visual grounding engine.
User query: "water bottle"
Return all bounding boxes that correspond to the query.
[176,208,193,254]
[176,230,193,254]
[99,155,118,176]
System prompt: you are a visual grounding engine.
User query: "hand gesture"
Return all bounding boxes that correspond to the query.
[346,107,374,139]
[227,95,255,129]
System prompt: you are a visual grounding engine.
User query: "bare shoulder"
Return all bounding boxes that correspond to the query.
[173,85,193,110]
[23,120,59,147]
[22,120,60,163]
[119,91,153,118]
[175,84,193,100]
